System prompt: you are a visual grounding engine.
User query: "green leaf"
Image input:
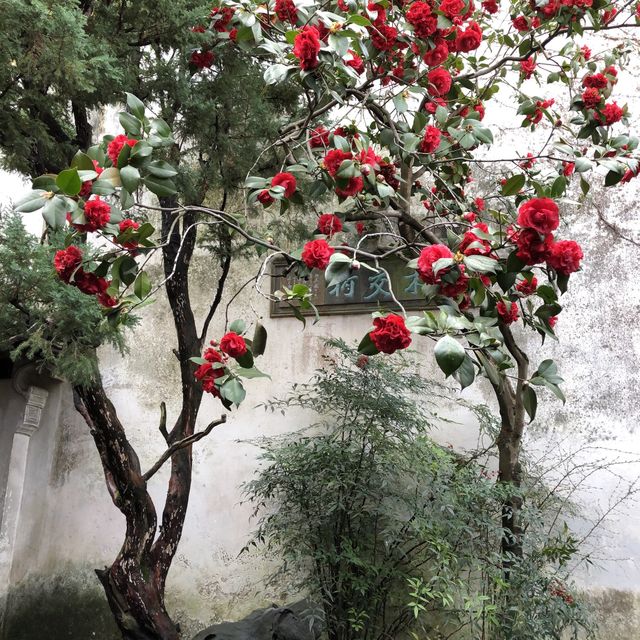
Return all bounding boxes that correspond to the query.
[264,63,292,85]
[149,118,171,138]
[325,260,352,287]
[496,271,517,292]
[134,270,151,299]
[220,377,246,406]
[501,174,525,196]
[120,165,140,193]
[463,255,499,274]
[506,250,526,273]
[119,112,143,137]
[130,141,153,160]
[236,365,271,380]
[348,14,371,26]
[556,272,570,294]
[71,151,95,171]
[434,335,465,377]
[358,332,380,356]
[143,176,177,197]
[523,385,537,422]
[32,175,59,191]
[574,157,592,172]
[454,355,476,390]
[551,175,566,197]
[14,191,47,213]
[97,167,122,187]
[147,161,178,178]
[236,350,254,369]
[56,168,82,196]
[229,319,246,334]
[125,93,146,121]
[477,351,500,386]
[252,323,267,356]
[42,196,69,229]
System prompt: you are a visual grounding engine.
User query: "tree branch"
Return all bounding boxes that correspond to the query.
[142,414,227,483]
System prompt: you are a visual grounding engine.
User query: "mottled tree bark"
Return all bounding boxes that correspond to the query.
[70,198,227,639]
[492,325,529,569]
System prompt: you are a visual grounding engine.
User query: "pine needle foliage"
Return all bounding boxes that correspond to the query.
[0,212,135,383]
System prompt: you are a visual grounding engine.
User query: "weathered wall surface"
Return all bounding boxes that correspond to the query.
[1,227,639,638]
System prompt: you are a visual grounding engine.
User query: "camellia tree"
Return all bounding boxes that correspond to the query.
[10,0,640,637]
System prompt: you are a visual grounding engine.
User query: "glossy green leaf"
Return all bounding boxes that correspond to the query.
[434,335,465,377]
[56,168,82,196]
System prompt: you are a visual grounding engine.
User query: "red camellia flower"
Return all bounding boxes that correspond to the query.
[310,126,330,148]
[54,245,83,282]
[512,16,529,31]
[416,244,454,284]
[582,87,601,109]
[516,275,538,295]
[118,219,140,250]
[302,239,334,270]
[406,1,438,39]
[220,332,248,358]
[520,58,536,79]
[345,49,365,74]
[547,240,583,274]
[440,0,465,17]
[453,21,483,52]
[526,98,554,125]
[439,269,469,298]
[75,271,108,296]
[81,197,111,232]
[422,39,449,66]
[497,300,519,324]
[293,26,321,70]
[369,314,412,354]
[427,68,452,97]
[335,176,364,198]
[258,189,275,206]
[211,6,235,31]
[599,101,624,125]
[562,161,575,177]
[582,73,608,89]
[517,198,560,235]
[459,222,491,256]
[271,172,297,197]
[323,148,353,176]
[482,0,499,13]
[369,23,398,50]
[317,213,343,236]
[190,50,215,69]
[419,125,441,153]
[107,134,138,166]
[275,0,298,23]
[515,229,554,265]
[195,348,226,397]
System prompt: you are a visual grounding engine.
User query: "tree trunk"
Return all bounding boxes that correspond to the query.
[96,564,179,640]
[492,326,529,570]
[72,382,182,639]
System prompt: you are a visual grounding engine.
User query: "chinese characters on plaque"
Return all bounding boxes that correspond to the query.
[270,258,427,317]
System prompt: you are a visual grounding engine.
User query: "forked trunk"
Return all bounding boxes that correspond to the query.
[96,564,180,640]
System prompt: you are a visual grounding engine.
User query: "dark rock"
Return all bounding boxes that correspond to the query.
[192,600,323,640]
